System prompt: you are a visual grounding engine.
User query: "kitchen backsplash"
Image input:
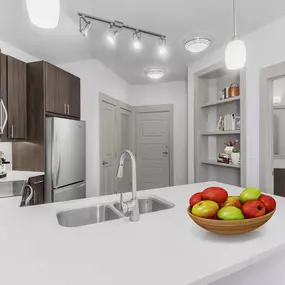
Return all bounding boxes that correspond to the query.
[0,143,12,170]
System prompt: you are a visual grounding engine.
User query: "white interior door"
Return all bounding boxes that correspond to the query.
[117,103,133,193]
[100,97,117,196]
[135,107,172,190]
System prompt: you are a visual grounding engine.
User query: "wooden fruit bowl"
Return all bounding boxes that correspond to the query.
[187,206,275,235]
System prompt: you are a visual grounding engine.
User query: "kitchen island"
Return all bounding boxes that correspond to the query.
[0,182,285,285]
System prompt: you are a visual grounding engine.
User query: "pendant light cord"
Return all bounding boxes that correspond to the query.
[233,0,237,38]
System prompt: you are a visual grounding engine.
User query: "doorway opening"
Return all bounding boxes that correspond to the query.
[99,94,173,195]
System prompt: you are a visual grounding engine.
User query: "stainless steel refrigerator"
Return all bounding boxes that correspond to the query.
[45,117,86,203]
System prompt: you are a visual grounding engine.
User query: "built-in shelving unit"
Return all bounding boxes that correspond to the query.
[194,63,246,187]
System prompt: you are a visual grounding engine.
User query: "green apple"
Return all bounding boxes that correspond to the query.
[240,187,261,204]
[218,206,244,220]
[192,200,219,218]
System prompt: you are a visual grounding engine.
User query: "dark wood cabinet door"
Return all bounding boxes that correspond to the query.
[68,75,80,118]
[0,54,8,140]
[274,169,285,197]
[45,62,58,114]
[57,68,70,116]
[28,175,44,205]
[7,56,27,139]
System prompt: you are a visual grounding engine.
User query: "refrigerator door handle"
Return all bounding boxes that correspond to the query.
[52,129,61,189]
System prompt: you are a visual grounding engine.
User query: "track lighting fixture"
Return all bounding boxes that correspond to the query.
[158,37,167,56]
[133,31,142,50]
[77,12,167,54]
[79,16,92,37]
[107,24,119,45]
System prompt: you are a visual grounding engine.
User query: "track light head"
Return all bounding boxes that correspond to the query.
[107,23,119,45]
[79,16,92,37]
[158,37,167,57]
[133,31,142,50]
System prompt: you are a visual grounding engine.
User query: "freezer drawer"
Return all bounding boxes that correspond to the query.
[54,182,86,203]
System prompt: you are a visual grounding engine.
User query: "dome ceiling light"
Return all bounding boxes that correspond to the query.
[225,0,247,70]
[145,69,166,80]
[26,0,60,29]
[184,38,211,53]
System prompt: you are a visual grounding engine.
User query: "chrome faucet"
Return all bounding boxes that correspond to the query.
[117,150,140,222]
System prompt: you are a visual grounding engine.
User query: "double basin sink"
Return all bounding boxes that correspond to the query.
[57,196,175,228]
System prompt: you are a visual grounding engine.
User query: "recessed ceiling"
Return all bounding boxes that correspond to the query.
[0,0,285,84]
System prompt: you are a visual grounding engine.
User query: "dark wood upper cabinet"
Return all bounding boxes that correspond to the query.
[45,62,58,114]
[28,61,80,119]
[69,74,81,118]
[57,68,70,115]
[7,56,27,139]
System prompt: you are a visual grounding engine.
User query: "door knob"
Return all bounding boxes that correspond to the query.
[102,161,108,165]
[163,151,169,155]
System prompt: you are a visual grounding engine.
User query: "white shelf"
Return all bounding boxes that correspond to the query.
[201,97,240,108]
[273,105,285,110]
[201,131,240,136]
[201,160,241,169]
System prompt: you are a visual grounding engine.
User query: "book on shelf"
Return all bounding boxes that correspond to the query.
[216,114,240,131]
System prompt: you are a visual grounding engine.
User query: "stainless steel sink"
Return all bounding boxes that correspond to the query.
[113,196,174,217]
[57,205,123,227]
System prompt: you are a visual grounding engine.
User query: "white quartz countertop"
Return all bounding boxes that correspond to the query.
[0,170,44,182]
[1,182,285,285]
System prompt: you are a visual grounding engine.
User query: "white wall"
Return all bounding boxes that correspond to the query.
[0,40,38,167]
[129,81,188,186]
[59,59,130,197]
[188,14,285,189]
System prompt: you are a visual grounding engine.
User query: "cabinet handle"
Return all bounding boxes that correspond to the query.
[67,104,70,115]
[33,180,44,185]
[11,125,14,138]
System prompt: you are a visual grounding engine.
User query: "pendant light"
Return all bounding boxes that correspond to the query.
[26,0,60,29]
[225,0,246,70]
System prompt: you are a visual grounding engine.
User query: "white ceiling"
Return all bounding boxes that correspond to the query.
[0,0,285,84]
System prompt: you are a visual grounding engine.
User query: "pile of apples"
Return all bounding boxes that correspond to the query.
[189,187,276,220]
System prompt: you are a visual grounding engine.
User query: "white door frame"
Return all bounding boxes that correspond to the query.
[133,104,174,187]
[259,61,285,194]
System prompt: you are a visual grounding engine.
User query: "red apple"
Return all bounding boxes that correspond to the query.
[222,196,242,209]
[189,192,203,207]
[242,200,266,218]
[258,194,276,213]
[202,187,228,203]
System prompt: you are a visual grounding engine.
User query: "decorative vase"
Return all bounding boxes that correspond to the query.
[231,152,240,165]
[224,146,234,156]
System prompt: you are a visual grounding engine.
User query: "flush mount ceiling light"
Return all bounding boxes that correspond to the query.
[26,0,60,29]
[79,16,92,37]
[185,38,211,53]
[225,0,247,70]
[77,12,167,53]
[133,31,142,50]
[145,69,165,80]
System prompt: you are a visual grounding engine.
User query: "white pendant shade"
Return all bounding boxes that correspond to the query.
[225,40,247,70]
[26,0,60,29]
